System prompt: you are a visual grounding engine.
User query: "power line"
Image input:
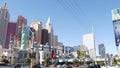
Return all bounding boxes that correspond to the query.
[56,0,90,32]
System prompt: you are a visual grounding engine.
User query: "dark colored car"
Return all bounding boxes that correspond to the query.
[0,63,7,66]
[14,64,22,68]
[33,64,41,68]
[88,64,101,68]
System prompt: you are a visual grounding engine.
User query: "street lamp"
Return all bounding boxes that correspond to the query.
[9,34,14,64]
[28,27,35,68]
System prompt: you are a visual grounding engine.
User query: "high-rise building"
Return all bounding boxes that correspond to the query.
[5,22,16,49]
[30,22,42,44]
[112,8,120,58]
[46,17,54,51]
[82,33,95,58]
[55,42,64,56]
[15,16,27,38]
[15,16,27,48]
[53,35,58,47]
[41,29,48,45]
[0,1,10,48]
[98,44,105,57]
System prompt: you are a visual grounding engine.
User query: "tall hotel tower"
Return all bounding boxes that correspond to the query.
[30,22,42,44]
[5,22,16,49]
[15,16,27,48]
[41,29,48,45]
[98,44,105,57]
[46,17,54,51]
[16,16,27,37]
[0,2,10,48]
[112,8,120,58]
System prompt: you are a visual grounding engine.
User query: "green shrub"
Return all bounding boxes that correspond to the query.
[97,61,104,66]
[1,59,9,63]
[117,59,120,62]
[24,58,31,64]
[86,61,93,65]
[112,61,117,65]
[44,57,49,64]
[79,61,84,65]
[73,58,79,64]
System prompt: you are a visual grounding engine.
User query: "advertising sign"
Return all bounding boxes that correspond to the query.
[113,21,120,46]
[112,9,120,46]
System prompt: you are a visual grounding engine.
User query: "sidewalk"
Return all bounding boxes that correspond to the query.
[101,66,120,68]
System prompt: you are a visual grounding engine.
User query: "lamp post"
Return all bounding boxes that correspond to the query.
[29,27,35,68]
[9,34,14,64]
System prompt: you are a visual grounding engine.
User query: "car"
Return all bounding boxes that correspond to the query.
[88,64,101,68]
[57,64,61,67]
[94,64,101,68]
[33,63,41,68]
[80,64,89,68]
[74,63,79,67]
[14,64,22,68]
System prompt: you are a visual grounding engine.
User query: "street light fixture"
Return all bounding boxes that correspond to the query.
[9,34,14,64]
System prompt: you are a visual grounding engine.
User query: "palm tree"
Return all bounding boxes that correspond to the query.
[24,58,31,64]
[44,57,50,67]
[79,45,89,58]
[77,50,80,59]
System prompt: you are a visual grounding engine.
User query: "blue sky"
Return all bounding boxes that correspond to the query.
[1,0,120,55]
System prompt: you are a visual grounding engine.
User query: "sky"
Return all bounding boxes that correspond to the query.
[0,0,120,55]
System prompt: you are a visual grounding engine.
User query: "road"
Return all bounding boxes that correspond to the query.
[101,66,120,68]
[0,66,29,68]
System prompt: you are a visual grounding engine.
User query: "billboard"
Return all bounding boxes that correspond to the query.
[112,8,120,46]
[113,21,120,46]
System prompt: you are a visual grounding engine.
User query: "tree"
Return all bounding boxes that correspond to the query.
[1,59,9,63]
[97,61,105,66]
[44,57,49,67]
[24,58,31,64]
[112,61,117,66]
[73,58,79,64]
[117,59,120,65]
[77,50,80,59]
[117,59,120,62]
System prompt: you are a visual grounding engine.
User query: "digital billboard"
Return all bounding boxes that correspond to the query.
[113,20,120,46]
[112,8,120,46]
